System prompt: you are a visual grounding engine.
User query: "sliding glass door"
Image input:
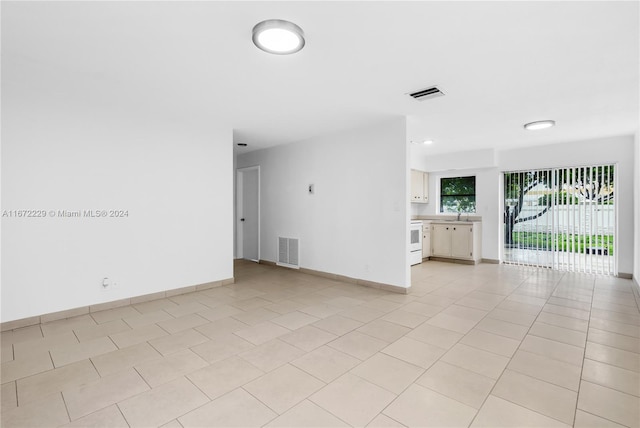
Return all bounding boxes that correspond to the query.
[503,165,615,275]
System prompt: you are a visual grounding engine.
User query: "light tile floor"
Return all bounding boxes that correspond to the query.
[2,260,640,427]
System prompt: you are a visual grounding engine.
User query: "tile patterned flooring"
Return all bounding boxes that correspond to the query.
[1,260,639,427]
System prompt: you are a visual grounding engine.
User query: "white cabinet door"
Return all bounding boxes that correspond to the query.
[451,224,473,259]
[431,224,451,257]
[422,229,431,257]
[430,222,480,262]
[422,172,429,203]
[410,169,424,202]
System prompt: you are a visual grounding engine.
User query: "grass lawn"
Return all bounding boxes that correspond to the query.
[511,232,614,255]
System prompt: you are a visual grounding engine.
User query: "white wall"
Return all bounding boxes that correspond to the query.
[634,132,639,285]
[2,110,234,322]
[411,135,636,273]
[237,118,410,288]
[411,148,496,172]
[499,135,635,275]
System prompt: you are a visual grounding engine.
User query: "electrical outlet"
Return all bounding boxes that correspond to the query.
[101,277,112,291]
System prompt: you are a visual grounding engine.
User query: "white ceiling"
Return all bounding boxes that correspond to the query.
[3,1,639,155]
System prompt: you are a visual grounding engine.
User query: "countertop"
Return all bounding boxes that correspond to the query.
[411,218,482,224]
[412,216,482,224]
[428,220,480,224]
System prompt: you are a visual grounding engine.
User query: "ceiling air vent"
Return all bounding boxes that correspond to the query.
[408,86,445,101]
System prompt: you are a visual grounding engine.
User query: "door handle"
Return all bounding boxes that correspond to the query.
[240,218,245,222]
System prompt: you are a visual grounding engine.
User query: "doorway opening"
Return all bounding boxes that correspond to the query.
[236,166,260,262]
[503,164,616,275]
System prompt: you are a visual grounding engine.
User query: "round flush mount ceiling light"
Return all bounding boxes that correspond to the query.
[252,19,305,55]
[524,120,556,131]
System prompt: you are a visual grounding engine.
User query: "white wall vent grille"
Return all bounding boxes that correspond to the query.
[277,237,300,269]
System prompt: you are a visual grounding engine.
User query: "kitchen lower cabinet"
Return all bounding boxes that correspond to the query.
[431,222,481,263]
[422,222,431,258]
[431,224,452,257]
[451,224,473,258]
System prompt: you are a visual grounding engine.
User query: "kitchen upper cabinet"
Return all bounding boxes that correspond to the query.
[431,222,482,263]
[410,169,429,203]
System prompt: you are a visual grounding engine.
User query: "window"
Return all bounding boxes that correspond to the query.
[440,176,476,213]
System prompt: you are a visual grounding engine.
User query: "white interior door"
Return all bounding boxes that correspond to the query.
[237,167,260,261]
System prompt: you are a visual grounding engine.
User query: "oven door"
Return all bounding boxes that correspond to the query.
[410,226,422,251]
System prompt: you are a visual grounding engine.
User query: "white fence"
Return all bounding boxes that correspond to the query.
[513,204,615,235]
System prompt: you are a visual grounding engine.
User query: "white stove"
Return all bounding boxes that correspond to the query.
[410,220,423,265]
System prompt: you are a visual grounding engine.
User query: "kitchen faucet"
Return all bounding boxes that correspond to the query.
[457,212,461,221]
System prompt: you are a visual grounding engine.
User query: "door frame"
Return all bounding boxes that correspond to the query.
[236,165,261,261]
[500,164,618,275]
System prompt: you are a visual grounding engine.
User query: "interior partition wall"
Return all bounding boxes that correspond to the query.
[503,164,616,275]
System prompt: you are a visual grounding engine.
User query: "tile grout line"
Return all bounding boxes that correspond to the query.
[586,329,640,353]
[105,333,120,353]
[576,400,636,427]
[571,275,595,426]
[180,384,271,427]
[46,349,56,373]
[591,302,640,318]
[99,367,152,426]
[132,364,153,390]
[239,385,283,424]
[580,357,640,397]
[182,369,215,410]
[304,386,371,428]
[88,357,102,378]
[585,333,640,355]
[12,380,18,410]
[56,390,73,426]
[588,316,640,336]
[114,402,133,428]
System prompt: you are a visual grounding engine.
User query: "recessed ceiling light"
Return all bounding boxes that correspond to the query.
[252,19,305,55]
[524,120,556,131]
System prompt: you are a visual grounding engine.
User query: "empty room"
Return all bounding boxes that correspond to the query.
[2,1,639,427]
